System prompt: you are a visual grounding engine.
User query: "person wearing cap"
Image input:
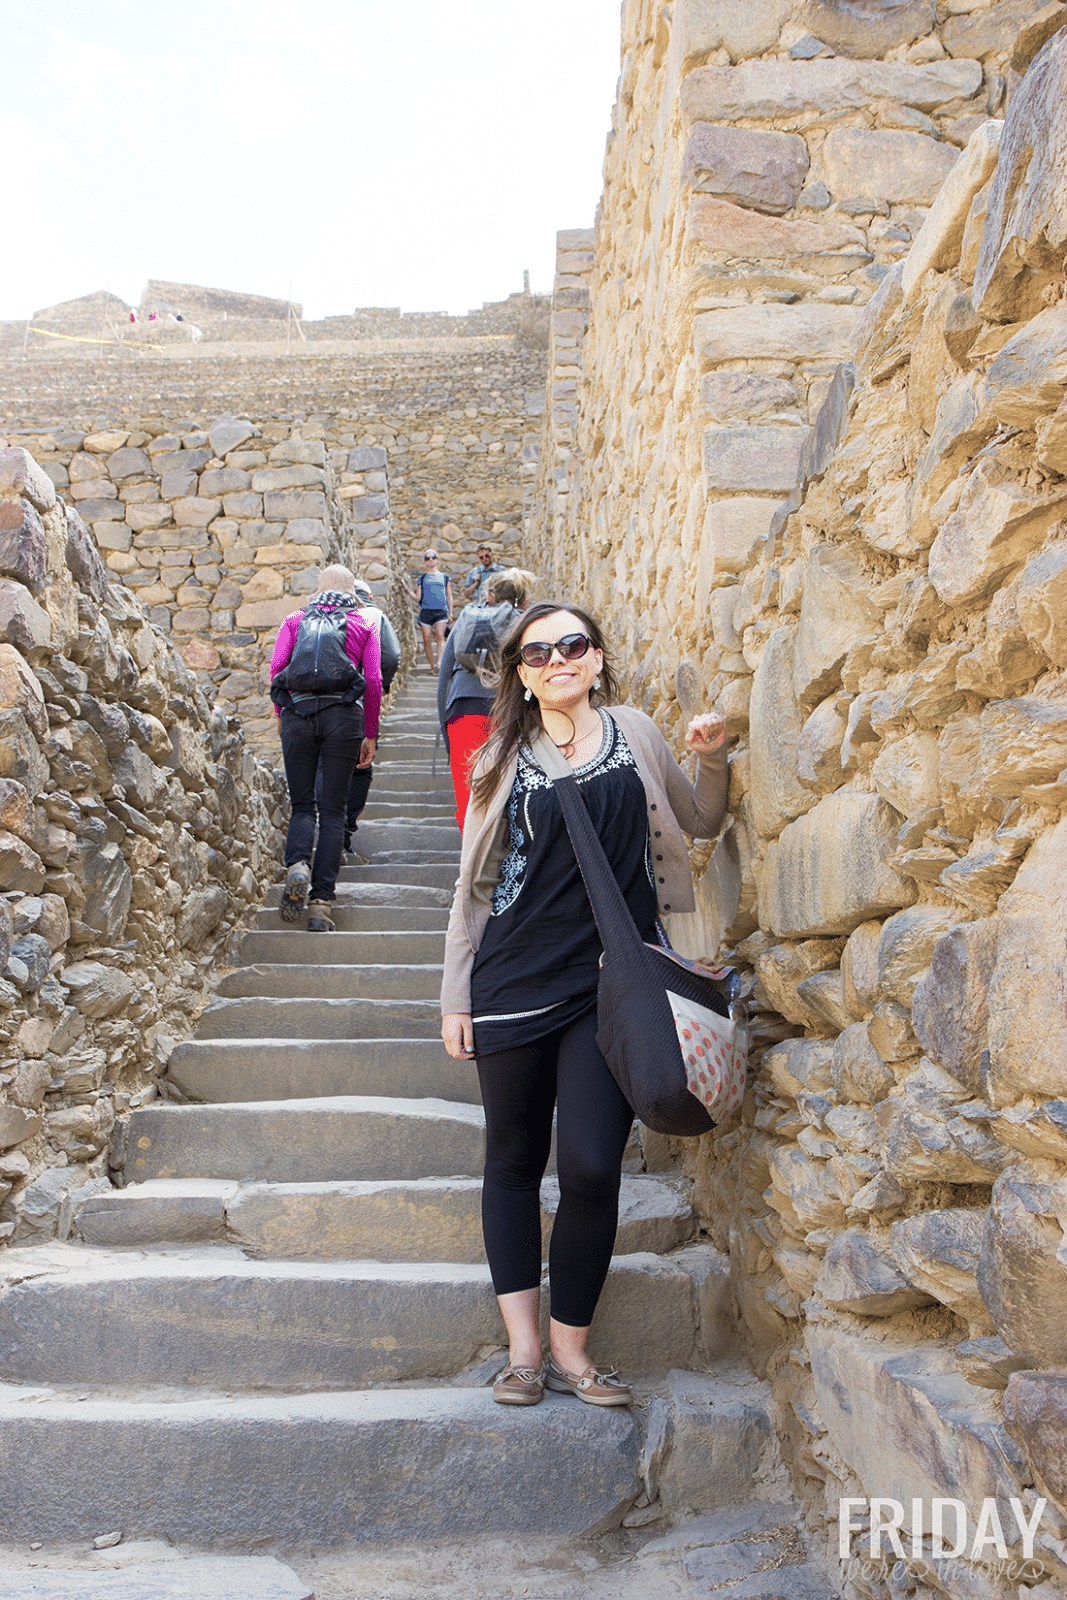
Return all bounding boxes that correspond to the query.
[464,543,505,604]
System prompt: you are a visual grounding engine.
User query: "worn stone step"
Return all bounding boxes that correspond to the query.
[0,1386,637,1544]
[0,1251,504,1388]
[0,1245,722,1388]
[0,1557,313,1600]
[238,929,447,965]
[75,1175,694,1264]
[262,880,450,910]
[215,963,442,1000]
[357,770,452,792]
[167,1039,475,1106]
[346,848,460,867]
[350,821,459,853]
[336,862,457,889]
[194,997,441,1041]
[120,1096,485,1183]
[253,904,449,932]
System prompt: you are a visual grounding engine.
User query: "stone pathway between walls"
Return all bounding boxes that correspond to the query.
[0,670,832,1598]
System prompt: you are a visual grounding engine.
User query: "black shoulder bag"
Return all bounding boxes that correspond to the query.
[529,731,747,1137]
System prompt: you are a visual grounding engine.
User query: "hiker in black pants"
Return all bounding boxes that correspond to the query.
[270,566,382,931]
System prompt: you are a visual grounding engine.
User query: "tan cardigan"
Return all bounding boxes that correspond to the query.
[440,705,728,1016]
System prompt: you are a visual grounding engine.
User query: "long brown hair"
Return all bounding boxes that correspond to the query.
[470,600,619,808]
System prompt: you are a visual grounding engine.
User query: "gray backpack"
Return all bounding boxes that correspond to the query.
[451,601,517,673]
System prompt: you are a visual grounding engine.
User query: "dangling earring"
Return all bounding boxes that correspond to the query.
[524,687,532,702]
[593,676,601,691]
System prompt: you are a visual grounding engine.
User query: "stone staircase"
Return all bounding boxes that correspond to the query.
[0,671,811,1573]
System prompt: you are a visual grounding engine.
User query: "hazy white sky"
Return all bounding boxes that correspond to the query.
[3,0,622,322]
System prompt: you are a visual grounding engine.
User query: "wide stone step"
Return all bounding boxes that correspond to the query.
[345,848,460,867]
[0,1244,720,1387]
[167,1039,476,1105]
[0,1251,503,1388]
[194,996,440,1040]
[352,821,460,853]
[120,1096,485,1183]
[0,1557,313,1600]
[75,1175,694,1263]
[358,771,452,793]
[262,880,451,910]
[253,904,449,932]
[239,929,447,965]
[0,1386,637,1543]
[215,963,442,1000]
[336,862,457,889]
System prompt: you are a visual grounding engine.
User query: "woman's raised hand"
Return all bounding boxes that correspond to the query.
[442,1012,475,1059]
[684,711,727,754]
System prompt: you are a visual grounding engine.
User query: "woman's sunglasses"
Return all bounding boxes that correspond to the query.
[519,632,592,668]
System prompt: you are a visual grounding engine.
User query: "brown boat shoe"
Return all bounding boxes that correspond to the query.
[492,1360,545,1406]
[544,1357,632,1407]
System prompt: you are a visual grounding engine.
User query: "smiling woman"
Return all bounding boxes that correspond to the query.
[3,0,621,323]
[440,600,729,1408]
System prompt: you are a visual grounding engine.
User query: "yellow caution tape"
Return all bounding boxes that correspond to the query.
[27,325,168,352]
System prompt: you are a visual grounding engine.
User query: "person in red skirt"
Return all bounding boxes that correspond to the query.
[437,569,535,830]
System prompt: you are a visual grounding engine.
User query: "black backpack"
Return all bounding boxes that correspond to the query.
[271,598,365,712]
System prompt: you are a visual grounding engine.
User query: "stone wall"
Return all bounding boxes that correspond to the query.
[528,3,1067,1593]
[0,446,287,1243]
[0,411,413,751]
[0,342,545,602]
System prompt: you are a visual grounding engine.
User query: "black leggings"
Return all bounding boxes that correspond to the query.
[476,1008,634,1328]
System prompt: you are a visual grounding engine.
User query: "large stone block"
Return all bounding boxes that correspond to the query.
[1003,1371,1067,1519]
[763,792,915,938]
[800,0,935,57]
[263,491,328,520]
[870,730,940,817]
[817,1227,932,1317]
[748,627,815,840]
[1016,543,1067,666]
[701,374,799,423]
[928,457,1067,606]
[351,495,389,523]
[987,816,1067,1102]
[251,466,326,493]
[347,446,387,471]
[674,0,792,60]
[700,498,775,577]
[978,1163,1067,1367]
[687,198,866,267]
[901,120,1003,300]
[208,415,256,457]
[702,425,809,494]
[648,1367,772,1513]
[0,447,56,512]
[979,694,1067,797]
[793,544,881,707]
[235,598,295,629]
[974,30,1067,320]
[807,1325,1024,1536]
[912,917,998,1091]
[876,904,962,1008]
[696,303,860,366]
[0,499,47,594]
[944,0,1057,61]
[889,1208,989,1328]
[821,127,958,206]
[681,58,983,125]
[985,305,1067,429]
[682,125,808,214]
[271,439,327,467]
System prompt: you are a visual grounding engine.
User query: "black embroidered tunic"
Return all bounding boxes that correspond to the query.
[470,711,657,1055]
